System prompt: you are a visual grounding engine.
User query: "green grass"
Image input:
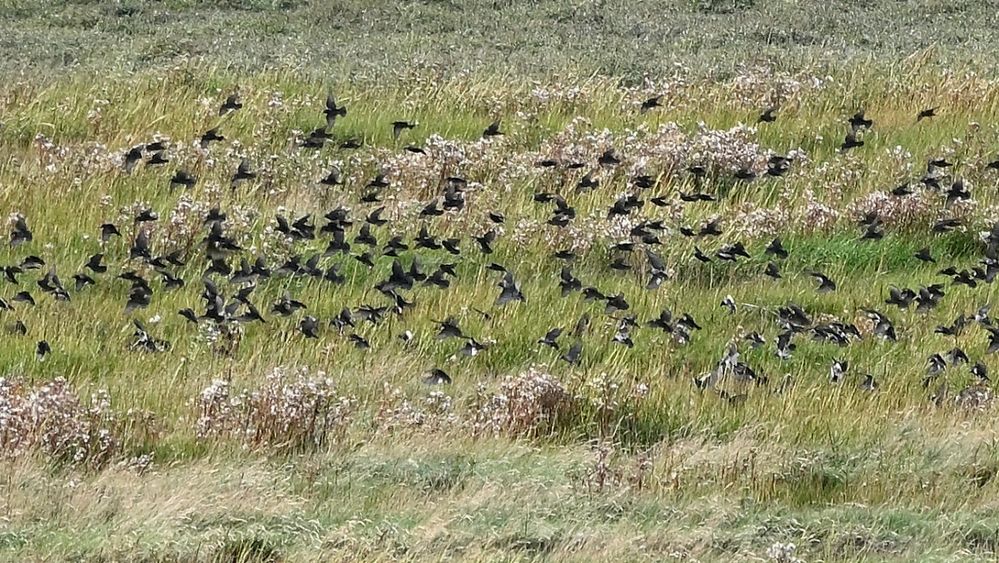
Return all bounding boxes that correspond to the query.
[2,1,999,561]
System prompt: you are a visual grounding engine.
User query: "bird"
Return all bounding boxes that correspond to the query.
[35,340,50,361]
[299,316,320,339]
[231,158,256,188]
[914,247,935,263]
[324,94,348,129]
[482,120,503,137]
[423,368,451,385]
[9,216,32,247]
[170,170,197,188]
[640,96,662,113]
[538,328,562,350]
[199,127,225,148]
[392,120,417,139]
[765,238,789,259]
[764,262,782,279]
[219,93,242,115]
[849,110,874,130]
[860,374,878,392]
[561,340,582,364]
[841,130,864,151]
[917,107,937,121]
[757,107,777,123]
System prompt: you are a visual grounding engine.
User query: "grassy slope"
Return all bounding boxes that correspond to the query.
[1,2,999,562]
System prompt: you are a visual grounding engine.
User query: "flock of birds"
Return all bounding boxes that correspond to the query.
[5,92,999,404]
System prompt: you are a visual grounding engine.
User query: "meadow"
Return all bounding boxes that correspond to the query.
[2,1,999,562]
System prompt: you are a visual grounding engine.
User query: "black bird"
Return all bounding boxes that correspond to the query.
[605,293,630,314]
[757,107,777,123]
[932,218,962,233]
[810,272,836,292]
[122,145,144,173]
[885,286,916,309]
[598,149,621,166]
[100,223,121,242]
[830,359,848,383]
[179,308,199,324]
[319,168,343,187]
[219,93,242,115]
[20,256,44,270]
[474,230,496,254]
[324,94,348,129]
[170,170,197,188]
[860,222,883,241]
[860,374,878,392]
[231,158,256,188]
[917,107,937,121]
[301,127,332,149]
[9,216,32,247]
[699,217,723,237]
[424,368,451,385]
[721,295,736,314]
[717,242,750,262]
[435,317,465,340]
[576,173,599,193]
[538,328,562,350]
[349,334,370,349]
[135,208,158,223]
[496,271,525,305]
[299,316,320,339]
[891,183,913,197]
[864,309,897,341]
[764,262,782,279]
[849,110,873,130]
[124,285,151,312]
[146,151,168,167]
[559,266,585,296]
[72,273,94,291]
[271,292,306,316]
[985,325,999,354]
[392,120,417,139]
[36,340,50,361]
[199,127,225,148]
[645,249,669,289]
[945,179,971,205]
[947,347,970,366]
[561,340,582,364]
[640,96,662,113]
[482,120,503,137]
[841,130,864,151]
[915,247,935,263]
[972,362,990,383]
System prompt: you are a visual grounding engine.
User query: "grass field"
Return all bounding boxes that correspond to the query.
[2,1,999,562]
